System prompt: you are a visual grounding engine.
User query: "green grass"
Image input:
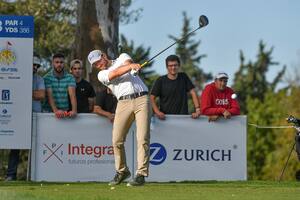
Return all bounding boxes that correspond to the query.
[0,181,299,200]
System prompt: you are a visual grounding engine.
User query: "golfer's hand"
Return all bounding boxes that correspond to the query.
[223,110,231,119]
[208,115,219,122]
[156,111,166,120]
[130,63,141,74]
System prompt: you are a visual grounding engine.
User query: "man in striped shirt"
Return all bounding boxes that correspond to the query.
[43,53,77,118]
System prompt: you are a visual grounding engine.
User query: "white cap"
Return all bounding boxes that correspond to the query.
[88,50,102,65]
[33,56,41,66]
[215,72,229,79]
[70,59,83,69]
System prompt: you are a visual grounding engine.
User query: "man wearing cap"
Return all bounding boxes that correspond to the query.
[70,59,96,113]
[200,72,240,122]
[88,50,151,186]
[5,55,45,181]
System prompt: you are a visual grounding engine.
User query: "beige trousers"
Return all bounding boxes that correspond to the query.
[112,95,151,176]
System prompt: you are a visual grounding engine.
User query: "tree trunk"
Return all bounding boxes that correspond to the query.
[74,0,120,87]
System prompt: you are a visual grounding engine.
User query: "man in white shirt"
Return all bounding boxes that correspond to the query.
[88,50,151,186]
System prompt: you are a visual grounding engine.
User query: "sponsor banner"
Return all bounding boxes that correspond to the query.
[0,15,33,149]
[31,114,247,182]
[146,115,247,181]
[31,113,134,182]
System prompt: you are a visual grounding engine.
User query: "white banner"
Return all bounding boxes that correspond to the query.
[31,113,134,182]
[31,114,247,182]
[146,115,247,181]
[0,15,34,149]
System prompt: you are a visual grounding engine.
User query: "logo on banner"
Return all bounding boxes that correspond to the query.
[0,41,16,66]
[150,143,167,165]
[1,90,10,101]
[43,143,64,164]
[2,109,7,114]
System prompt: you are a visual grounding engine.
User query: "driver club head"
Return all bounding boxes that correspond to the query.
[199,15,209,28]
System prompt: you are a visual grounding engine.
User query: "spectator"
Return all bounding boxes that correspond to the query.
[93,87,117,122]
[5,55,45,181]
[201,72,240,122]
[43,53,77,118]
[150,54,200,120]
[70,59,96,113]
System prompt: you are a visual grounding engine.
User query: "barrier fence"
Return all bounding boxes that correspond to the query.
[30,113,247,182]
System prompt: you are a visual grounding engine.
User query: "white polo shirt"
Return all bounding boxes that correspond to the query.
[97,53,148,100]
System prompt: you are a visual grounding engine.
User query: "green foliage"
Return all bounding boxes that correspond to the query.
[246,91,285,179]
[119,34,159,88]
[261,87,300,180]
[246,87,300,180]
[233,41,286,113]
[169,12,212,90]
[120,0,143,25]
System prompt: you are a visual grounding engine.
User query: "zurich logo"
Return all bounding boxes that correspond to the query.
[2,109,7,114]
[150,143,167,165]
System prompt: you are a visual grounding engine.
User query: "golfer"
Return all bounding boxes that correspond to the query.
[88,50,151,186]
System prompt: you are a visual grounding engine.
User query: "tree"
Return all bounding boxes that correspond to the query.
[233,41,286,113]
[119,34,158,88]
[261,86,300,180]
[169,12,212,91]
[74,0,144,87]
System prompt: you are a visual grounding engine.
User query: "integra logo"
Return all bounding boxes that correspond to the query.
[150,143,167,165]
[173,149,232,161]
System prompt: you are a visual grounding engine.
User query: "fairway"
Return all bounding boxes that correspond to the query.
[0,181,299,200]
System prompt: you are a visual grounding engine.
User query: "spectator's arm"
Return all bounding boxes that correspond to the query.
[46,88,58,112]
[88,97,96,112]
[227,99,241,115]
[68,86,77,114]
[93,105,114,122]
[150,94,165,120]
[33,89,45,101]
[189,88,200,118]
[150,94,160,114]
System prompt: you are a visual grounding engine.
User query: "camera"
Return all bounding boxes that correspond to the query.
[286,115,300,162]
[286,115,300,127]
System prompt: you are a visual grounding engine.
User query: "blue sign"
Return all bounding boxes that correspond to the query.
[150,143,167,165]
[0,15,34,38]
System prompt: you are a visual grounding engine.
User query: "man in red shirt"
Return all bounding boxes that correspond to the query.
[201,72,240,122]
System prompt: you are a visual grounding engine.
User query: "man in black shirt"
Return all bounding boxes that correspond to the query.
[70,59,96,113]
[150,55,200,120]
[93,87,117,122]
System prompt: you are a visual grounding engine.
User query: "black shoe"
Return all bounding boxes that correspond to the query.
[109,170,131,186]
[127,174,145,186]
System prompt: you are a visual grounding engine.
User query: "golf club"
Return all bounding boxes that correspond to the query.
[131,15,209,75]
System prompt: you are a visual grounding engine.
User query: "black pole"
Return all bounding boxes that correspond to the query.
[279,142,296,181]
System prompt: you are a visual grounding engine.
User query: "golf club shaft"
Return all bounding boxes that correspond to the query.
[140,26,201,68]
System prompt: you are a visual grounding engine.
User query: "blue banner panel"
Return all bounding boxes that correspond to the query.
[0,15,34,38]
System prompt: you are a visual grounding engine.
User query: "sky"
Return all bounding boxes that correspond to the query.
[119,0,300,86]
